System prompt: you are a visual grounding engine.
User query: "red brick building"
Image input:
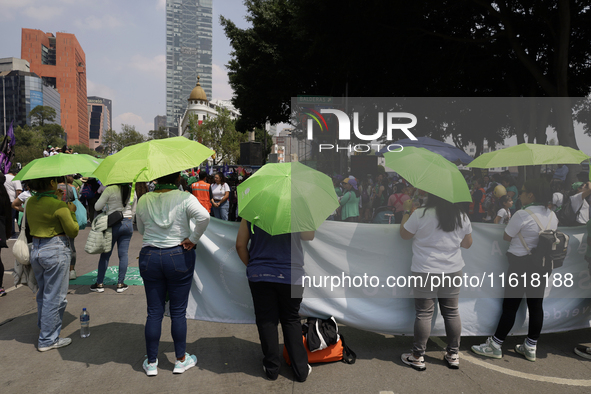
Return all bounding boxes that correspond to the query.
[21,28,89,147]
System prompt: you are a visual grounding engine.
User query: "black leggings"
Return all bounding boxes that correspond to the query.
[493,253,549,341]
[494,297,544,341]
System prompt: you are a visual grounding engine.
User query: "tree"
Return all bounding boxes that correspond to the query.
[254,127,273,163]
[101,125,146,155]
[70,144,101,157]
[185,108,247,165]
[13,125,43,166]
[29,105,57,127]
[39,123,66,149]
[222,0,591,158]
[102,129,118,155]
[117,124,146,149]
[148,127,169,140]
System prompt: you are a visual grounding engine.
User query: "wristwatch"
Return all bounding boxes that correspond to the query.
[404,210,411,216]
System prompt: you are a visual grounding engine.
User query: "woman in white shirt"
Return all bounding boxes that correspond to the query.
[472,178,557,362]
[399,193,473,371]
[135,171,210,376]
[90,184,134,293]
[210,172,230,221]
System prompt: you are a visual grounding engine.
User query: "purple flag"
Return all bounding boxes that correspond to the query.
[0,120,15,174]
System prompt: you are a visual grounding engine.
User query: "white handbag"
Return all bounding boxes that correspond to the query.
[13,199,31,265]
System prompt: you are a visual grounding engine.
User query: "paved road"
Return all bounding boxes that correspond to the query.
[1,227,591,393]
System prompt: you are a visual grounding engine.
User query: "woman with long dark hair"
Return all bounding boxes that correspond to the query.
[0,174,12,296]
[27,176,79,351]
[472,178,557,362]
[400,192,473,370]
[90,183,134,293]
[136,171,210,376]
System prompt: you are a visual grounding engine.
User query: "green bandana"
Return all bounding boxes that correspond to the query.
[32,191,59,201]
[154,184,177,191]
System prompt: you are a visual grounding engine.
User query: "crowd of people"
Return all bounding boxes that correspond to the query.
[2,159,591,380]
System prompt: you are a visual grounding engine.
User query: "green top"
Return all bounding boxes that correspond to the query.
[334,187,343,198]
[72,179,83,190]
[507,185,519,208]
[27,196,79,238]
[340,190,360,220]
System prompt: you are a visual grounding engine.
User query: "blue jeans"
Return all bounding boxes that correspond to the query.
[139,245,196,362]
[96,218,133,284]
[211,200,229,221]
[30,236,71,348]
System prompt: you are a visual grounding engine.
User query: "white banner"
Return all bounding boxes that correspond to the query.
[187,218,591,336]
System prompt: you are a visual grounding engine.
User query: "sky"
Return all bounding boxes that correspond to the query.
[0,0,249,135]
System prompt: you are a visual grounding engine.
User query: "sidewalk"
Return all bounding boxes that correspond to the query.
[1,227,591,393]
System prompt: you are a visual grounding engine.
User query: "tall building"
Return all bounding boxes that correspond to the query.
[87,97,112,151]
[0,57,61,130]
[166,0,213,133]
[21,29,88,146]
[154,115,167,131]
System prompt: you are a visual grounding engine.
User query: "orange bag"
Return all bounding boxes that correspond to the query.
[283,335,356,364]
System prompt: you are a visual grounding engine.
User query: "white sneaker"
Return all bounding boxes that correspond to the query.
[38,337,72,352]
[471,337,502,359]
[173,353,197,374]
[69,270,77,280]
[143,358,158,376]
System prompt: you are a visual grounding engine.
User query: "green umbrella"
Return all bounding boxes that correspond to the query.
[78,155,103,177]
[384,147,471,203]
[468,143,590,168]
[237,162,339,235]
[14,153,102,181]
[91,136,214,185]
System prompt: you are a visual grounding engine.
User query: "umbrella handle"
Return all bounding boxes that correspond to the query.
[130,167,148,205]
[250,216,259,234]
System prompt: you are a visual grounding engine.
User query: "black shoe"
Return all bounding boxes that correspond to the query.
[263,365,278,380]
[90,283,104,293]
[116,283,128,293]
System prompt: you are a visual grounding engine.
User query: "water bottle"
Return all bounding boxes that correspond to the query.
[80,308,90,338]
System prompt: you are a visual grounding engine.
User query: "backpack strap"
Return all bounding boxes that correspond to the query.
[517,209,552,254]
[339,334,357,364]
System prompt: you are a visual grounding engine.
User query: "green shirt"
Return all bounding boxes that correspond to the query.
[27,196,79,238]
[340,190,360,220]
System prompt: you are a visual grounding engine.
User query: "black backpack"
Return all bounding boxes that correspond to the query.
[556,193,582,226]
[518,209,569,269]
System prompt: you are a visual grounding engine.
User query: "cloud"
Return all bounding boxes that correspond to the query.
[22,5,64,20]
[113,112,154,135]
[212,63,234,101]
[129,54,165,80]
[74,15,123,30]
[87,80,117,101]
[156,0,166,10]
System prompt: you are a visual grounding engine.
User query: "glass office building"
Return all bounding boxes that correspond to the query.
[166,0,213,133]
[1,70,60,129]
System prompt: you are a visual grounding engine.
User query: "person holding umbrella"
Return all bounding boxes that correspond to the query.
[135,171,210,376]
[399,193,473,370]
[27,176,79,351]
[235,162,339,381]
[383,147,473,370]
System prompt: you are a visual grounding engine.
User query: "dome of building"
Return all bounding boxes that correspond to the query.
[189,76,208,102]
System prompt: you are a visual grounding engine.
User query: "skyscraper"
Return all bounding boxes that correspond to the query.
[166,0,213,134]
[21,29,88,146]
[87,97,112,150]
